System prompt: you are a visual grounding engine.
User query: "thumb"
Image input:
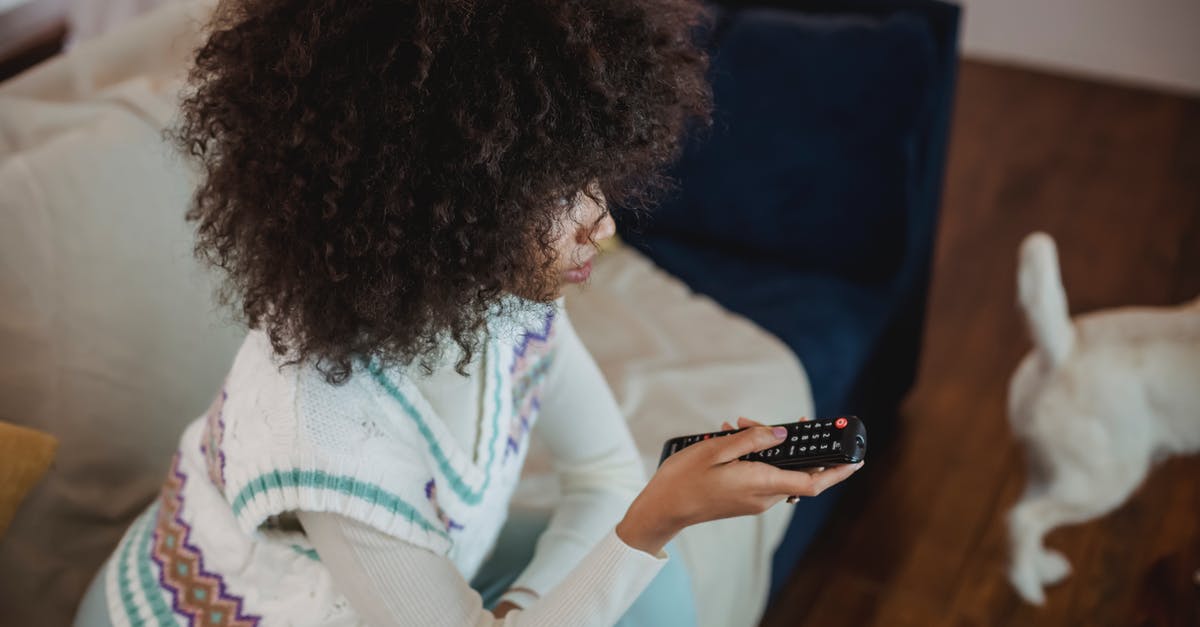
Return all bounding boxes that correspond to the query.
[714,425,787,463]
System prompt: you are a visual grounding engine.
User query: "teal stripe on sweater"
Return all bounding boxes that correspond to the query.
[134,505,177,624]
[366,340,503,506]
[115,510,141,625]
[290,544,320,561]
[230,469,449,540]
[117,506,173,625]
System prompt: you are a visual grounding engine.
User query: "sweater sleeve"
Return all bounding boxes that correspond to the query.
[500,306,649,606]
[297,510,667,627]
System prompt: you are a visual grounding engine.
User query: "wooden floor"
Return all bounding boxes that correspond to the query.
[761,60,1200,627]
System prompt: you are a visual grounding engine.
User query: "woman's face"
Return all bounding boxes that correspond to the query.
[547,181,615,294]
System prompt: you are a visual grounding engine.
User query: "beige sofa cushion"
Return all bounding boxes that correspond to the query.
[0,75,245,626]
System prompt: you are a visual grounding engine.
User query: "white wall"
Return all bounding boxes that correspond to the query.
[958,0,1200,95]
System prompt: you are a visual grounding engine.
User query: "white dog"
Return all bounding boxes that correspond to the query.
[1005,232,1200,605]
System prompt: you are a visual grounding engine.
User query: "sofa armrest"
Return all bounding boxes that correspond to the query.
[0,0,213,101]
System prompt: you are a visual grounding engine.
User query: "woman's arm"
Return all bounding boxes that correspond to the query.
[296,509,667,627]
[498,307,648,608]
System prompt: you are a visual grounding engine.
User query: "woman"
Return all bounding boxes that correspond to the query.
[74,0,861,624]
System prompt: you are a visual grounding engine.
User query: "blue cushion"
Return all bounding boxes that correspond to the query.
[616,0,962,602]
[643,9,937,283]
[633,235,895,416]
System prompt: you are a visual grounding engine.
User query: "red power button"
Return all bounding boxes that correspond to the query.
[834,417,848,429]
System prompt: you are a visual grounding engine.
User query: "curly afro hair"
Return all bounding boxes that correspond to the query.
[174,0,714,383]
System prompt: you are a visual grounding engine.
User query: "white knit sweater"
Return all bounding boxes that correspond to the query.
[102,298,667,626]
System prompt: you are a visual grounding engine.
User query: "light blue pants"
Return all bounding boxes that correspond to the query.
[471,508,698,627]
[74,509,698,626]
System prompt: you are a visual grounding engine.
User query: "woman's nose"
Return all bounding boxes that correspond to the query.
[576,204,616,244]
[594,211,616,241]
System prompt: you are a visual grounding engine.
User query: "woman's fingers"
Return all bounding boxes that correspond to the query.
[735,416,765,429]
[763,462,863,497]
[720,421,734,431]
[712,426,787,463]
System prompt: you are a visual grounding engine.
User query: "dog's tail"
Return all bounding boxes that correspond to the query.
[1017,232,1075,367]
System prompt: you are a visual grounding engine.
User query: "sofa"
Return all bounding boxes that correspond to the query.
[0,0,958,624]
[0,2,804,626]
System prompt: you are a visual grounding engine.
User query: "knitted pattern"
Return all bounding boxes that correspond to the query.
[506,309,557,461]
[103,305,560,626]
[199,389,228,495]
[152,453,259,626]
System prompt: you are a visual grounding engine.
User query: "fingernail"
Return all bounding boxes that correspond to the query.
[855,461,865,468]
[772,426,787,439]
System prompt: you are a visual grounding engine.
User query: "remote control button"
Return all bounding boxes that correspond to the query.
[788,445,796,456]
[832,441,841,450]
[835,417,848,429]
[801,435,809,441]
[790,435,798,442]
[820,443,829,450]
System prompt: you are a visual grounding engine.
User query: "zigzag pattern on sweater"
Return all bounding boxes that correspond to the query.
[151,452,260,626]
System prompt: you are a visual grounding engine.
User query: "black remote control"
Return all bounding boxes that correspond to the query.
[658,416,867,469]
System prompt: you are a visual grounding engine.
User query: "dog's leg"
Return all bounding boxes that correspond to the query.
[1008,468,1144,605]
[1034,548,1072,583]
[1008,493,1074,605]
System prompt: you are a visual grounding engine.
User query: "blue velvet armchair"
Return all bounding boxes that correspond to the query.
[612,0,961,599]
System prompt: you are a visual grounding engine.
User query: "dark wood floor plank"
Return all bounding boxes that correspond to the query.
[762,59,1200,627]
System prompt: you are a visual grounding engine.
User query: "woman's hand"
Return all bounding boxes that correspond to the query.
[616,417,863,555]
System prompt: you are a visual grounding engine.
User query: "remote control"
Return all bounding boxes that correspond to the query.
[658,416,867,469]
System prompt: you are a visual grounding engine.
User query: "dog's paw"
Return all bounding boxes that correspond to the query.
[1035,549,1072,585]
[1009,562,1047,606]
